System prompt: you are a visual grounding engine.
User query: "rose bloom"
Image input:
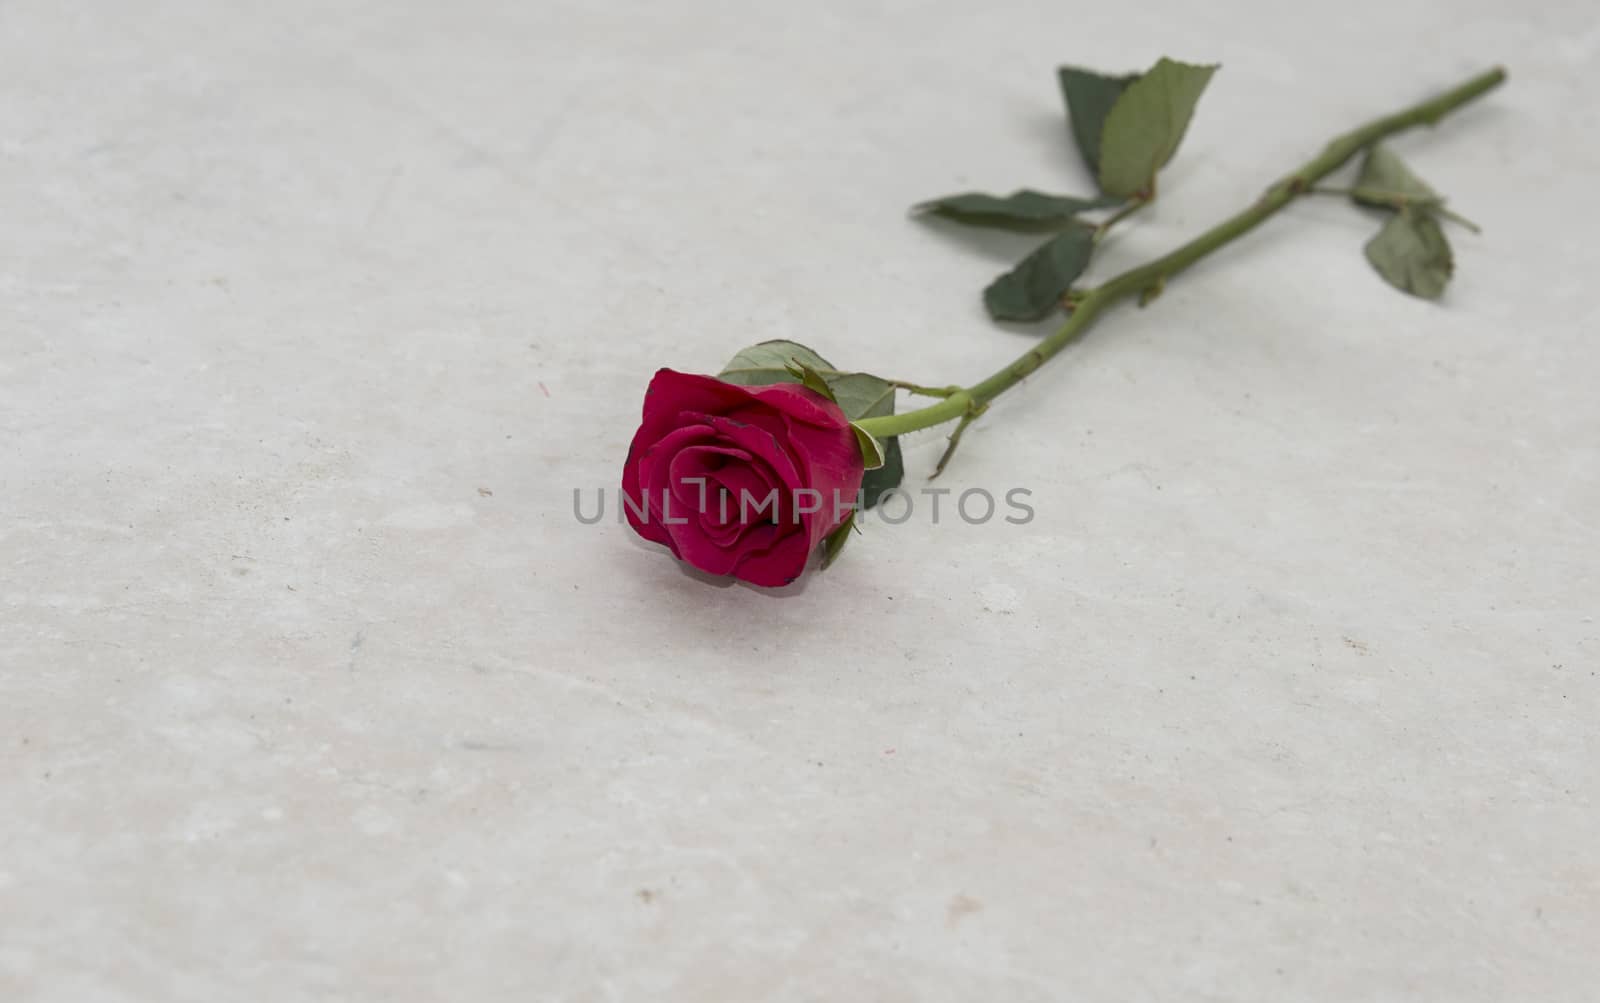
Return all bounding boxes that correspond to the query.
[621,369,865,587]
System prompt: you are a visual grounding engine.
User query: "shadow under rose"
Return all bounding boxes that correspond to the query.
[622,533,815,598]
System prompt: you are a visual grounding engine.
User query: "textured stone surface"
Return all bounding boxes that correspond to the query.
[2,1,1595,1000]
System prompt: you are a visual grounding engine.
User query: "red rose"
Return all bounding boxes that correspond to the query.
[621,368,866,587]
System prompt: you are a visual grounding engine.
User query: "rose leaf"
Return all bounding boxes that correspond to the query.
[830,373,904,508]
[859,437,904,510]
[1364,208,1454,300]
[1353,145,1441,209]
[982,226,1096,322]
[785,360,839,402]
[912,189,1122,232]
[1057,66,1138,179]
[1097,57,1219,198]
[718,339,835,386]
[820,511,858,570]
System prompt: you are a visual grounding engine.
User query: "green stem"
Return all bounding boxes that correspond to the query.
[856,66,1506,441]
[1093,196,1150,242]
[1430,205,1484,234]
[1310,185,1483,233]
[809,368,961,398]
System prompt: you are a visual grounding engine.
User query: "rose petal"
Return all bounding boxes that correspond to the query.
[703,413,804,505]
[670,444,762,549]
[668,444,752,513]
[635,369,755,443]
[747,381,852,429]
[782,412,865,543]
[624,422,716,549]
[620,368,867,588]
[663,511,745,576]
[663,416,808,577]
[722,413,858,548]
[710,462,784,528]
[731,527,812,587]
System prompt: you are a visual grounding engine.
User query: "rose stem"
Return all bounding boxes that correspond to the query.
[853,66,1507,443]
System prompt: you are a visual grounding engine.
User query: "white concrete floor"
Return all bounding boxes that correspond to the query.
[3,1,1596,1000]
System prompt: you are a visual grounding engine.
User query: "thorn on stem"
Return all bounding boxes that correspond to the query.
[929,402,988,479]
[1139,276,1166,307]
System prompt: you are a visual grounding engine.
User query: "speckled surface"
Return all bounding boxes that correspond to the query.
[2,1,1596,1000]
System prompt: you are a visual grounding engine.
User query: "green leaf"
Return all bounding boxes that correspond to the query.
[849,423,886,470]
[719,342,894,428]
[1345,148,1461,299]
[831,373,903,508]
[912,189,1122,232]
[1353,145,1439,208]
[1097,57,1218,198]
[1364,209,1453,300]
[820,511,858,570]
[1057,66,1138,178]
[824,372,894,424]
[859,436,903,510]
[718,339,835,386]
[982,226,1096,322]
[786,360,837,401]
